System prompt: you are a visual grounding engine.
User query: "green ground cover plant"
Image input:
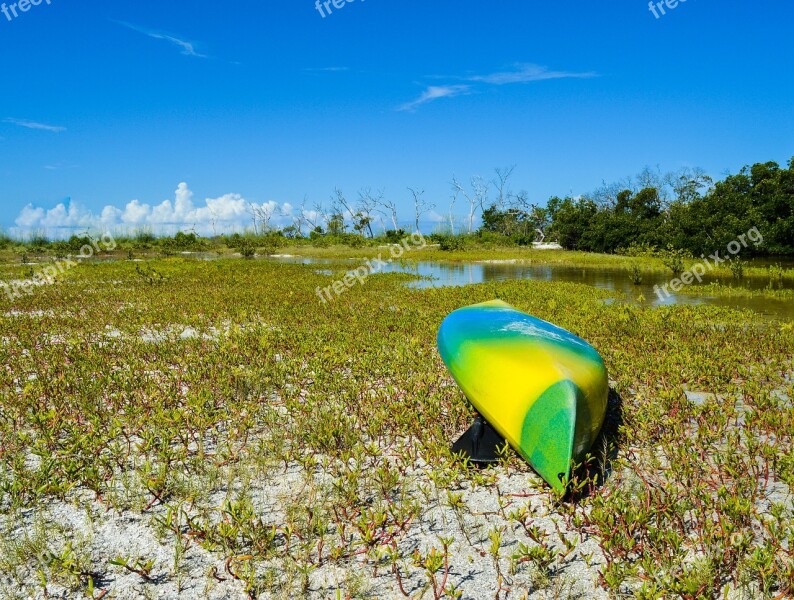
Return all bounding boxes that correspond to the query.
[0,256,791,598]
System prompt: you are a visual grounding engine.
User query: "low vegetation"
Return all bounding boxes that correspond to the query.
[0,253,791,598]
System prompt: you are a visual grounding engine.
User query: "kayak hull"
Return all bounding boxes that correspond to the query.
[438,300,608,492]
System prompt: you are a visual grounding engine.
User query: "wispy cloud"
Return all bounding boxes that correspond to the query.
[4,118,66,133]
[44,162,79,171]
[115,21,207,58]
[400,63,597,111]
[467,63,598,85]
[305,66,350,73]
[398,85,471,112]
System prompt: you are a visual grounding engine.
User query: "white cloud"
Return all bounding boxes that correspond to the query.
[100,205,122,226]
[400,63,597,111]
[305,66,349,73]
[399,85,471,111]
[44,162,79,170]
[4,118,66,133]
[115,21,207,58]
[467,63,597,85]
[121,200,151,225]
[301,209,321,227]
[15,199,94,230]
[13,183,294,237]
[15,205,46,229]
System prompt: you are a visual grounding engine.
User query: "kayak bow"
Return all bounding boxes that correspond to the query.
[438,300,608,492]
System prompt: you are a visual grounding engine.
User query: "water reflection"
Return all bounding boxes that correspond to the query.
[273,257,793,320]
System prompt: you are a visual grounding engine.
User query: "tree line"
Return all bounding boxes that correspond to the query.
[280,158,792,256]
[480,159,794,256]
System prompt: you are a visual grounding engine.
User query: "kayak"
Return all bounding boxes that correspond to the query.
[438,300,608,492]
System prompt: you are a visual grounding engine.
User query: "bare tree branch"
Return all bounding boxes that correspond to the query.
[408,187,434,234]
[492,166,516,210]
[356,188,382,238]
[332,188,355,224]
[371,191,401,232]
[448,181,460,235]
[453,176,490,234]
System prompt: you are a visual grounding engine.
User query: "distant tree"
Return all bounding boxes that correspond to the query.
[247,202,279,235]
[452,175,490,234]
[590,178,632,208]
[356,188,381,238]
[670,167,713,205]
[370,190,401,232]
[327,212,346,235]
[384,229,407,243]
[492,166,516,209]
[290,196,313,238]
[282,225,299,239]
[352,213,373,237]
[480,205,532,239]
[408,187,434,234]
[447,181,460,235]
[529,205,551,236]
[547,197,598,250]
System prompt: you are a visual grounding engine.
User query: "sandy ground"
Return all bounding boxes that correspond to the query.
[0,460,609,600]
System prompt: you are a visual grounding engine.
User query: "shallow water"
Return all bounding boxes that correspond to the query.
[274,257,794,320]
[9,253,790,320]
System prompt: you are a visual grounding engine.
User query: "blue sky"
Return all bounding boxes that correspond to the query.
[1,0,792,236]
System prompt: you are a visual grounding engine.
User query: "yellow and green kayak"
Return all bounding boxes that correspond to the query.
[438,300,608,492]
